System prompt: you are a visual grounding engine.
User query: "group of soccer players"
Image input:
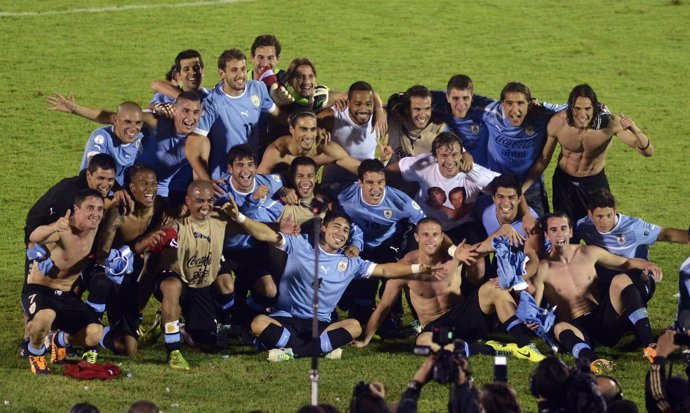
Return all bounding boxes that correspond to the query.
[21,33,689,376]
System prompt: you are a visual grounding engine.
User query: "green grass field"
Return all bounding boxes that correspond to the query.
[1,0,689,412]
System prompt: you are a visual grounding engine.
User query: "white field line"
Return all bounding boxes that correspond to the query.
[0,0,245,17]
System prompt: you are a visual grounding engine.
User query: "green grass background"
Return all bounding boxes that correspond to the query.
[0,0,689,411]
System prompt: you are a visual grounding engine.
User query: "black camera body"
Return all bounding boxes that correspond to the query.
[426,327,470,385]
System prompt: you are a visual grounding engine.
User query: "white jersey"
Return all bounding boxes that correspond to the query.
[322,108,377,184]
[398,153,499,230]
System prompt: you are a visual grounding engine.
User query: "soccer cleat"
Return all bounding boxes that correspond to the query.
[485,340,508,355]
[408,319,423,334]
[324,348,342,360]
[81,349,98,364]
[590,358,615,375]
[644,344,657,363]
[168,349,190,370]
[50,331,67,364]
[267,348,294,362]
[138,310,162,341]
[29,355,50,374]
[495,342,546,363]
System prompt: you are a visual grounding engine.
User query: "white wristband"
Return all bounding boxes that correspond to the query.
[236,213,246,223]
[447,246,457,257]
[411,264,422,274]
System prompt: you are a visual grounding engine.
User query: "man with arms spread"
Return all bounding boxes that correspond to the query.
[224,201,443,362]
[154,180,238,370]
[318,81,392,184]
[522,84,653,222]
[355,217,545,362]
[257,110,362,176]
[22,189,105,374]
[481,82,565,217]
[186,48,281,181]
[532,213,663,373]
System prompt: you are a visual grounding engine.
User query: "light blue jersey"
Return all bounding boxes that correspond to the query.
[193,80,276,179]
[79,125,143,185]
[576,213,661,259]
[217,173,285,250]
[334,183,425,250]
[431,91,495,166]
[136,119,192,197]
[271,233,376,322]
[475,195,537,236]
[481,101,565,181]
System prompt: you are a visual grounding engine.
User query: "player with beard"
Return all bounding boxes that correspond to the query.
[387,85,450,164]
[355,218,545,363]
[22,189,105,374]
[522,84,654,223]
[532,213,663,373]
[223,200,444,362]
[257,110,363,176]
[318,81,393,184]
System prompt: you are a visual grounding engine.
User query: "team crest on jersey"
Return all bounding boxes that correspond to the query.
[525,125,535,136]
[616,235,626,245]
[271,174,281,182]
[471,124,480,135]
[251,95,260,107]
[94,135,105,145]
[411,201,420,210]
[383,209,393,219]
[337,260,347,273]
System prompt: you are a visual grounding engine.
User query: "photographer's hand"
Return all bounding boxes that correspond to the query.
[412,356,434,386]
[656,329,680,358]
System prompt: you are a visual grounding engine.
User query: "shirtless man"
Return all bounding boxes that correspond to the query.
[522,84,653,222]
[21,189,105,374]
[532,213,663,373]
[355,218,545,363]
[94,165,168,356]
[256,111,362,176]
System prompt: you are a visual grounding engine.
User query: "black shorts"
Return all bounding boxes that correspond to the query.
[106,255,145,339]
[21,284,101,334]
[153,271,217,343]
[596,268,656,303]
[422,290,494,342]
[552,167,610,224]
[445,221,488,246]
[524,180,549,218]
[223,242,274,286]
[571,294,624,347]
[272,316,330,342]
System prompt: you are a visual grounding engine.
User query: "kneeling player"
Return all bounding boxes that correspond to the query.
[22,190,105,374]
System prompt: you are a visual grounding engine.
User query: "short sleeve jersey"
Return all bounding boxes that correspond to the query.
[161,211,227,288]
[475,195,537,236]
[576,213,661,259]
[217,173,284,249]
[481,100,566,181]
[193,80,276,179]
[136,118,192,197]
[335,182,425,249]
[398,153,499,230]
[271,234,376,322]
[80,125,143,185]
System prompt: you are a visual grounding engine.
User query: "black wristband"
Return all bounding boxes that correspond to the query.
[637,139,650,151]
[408,380,422,391]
